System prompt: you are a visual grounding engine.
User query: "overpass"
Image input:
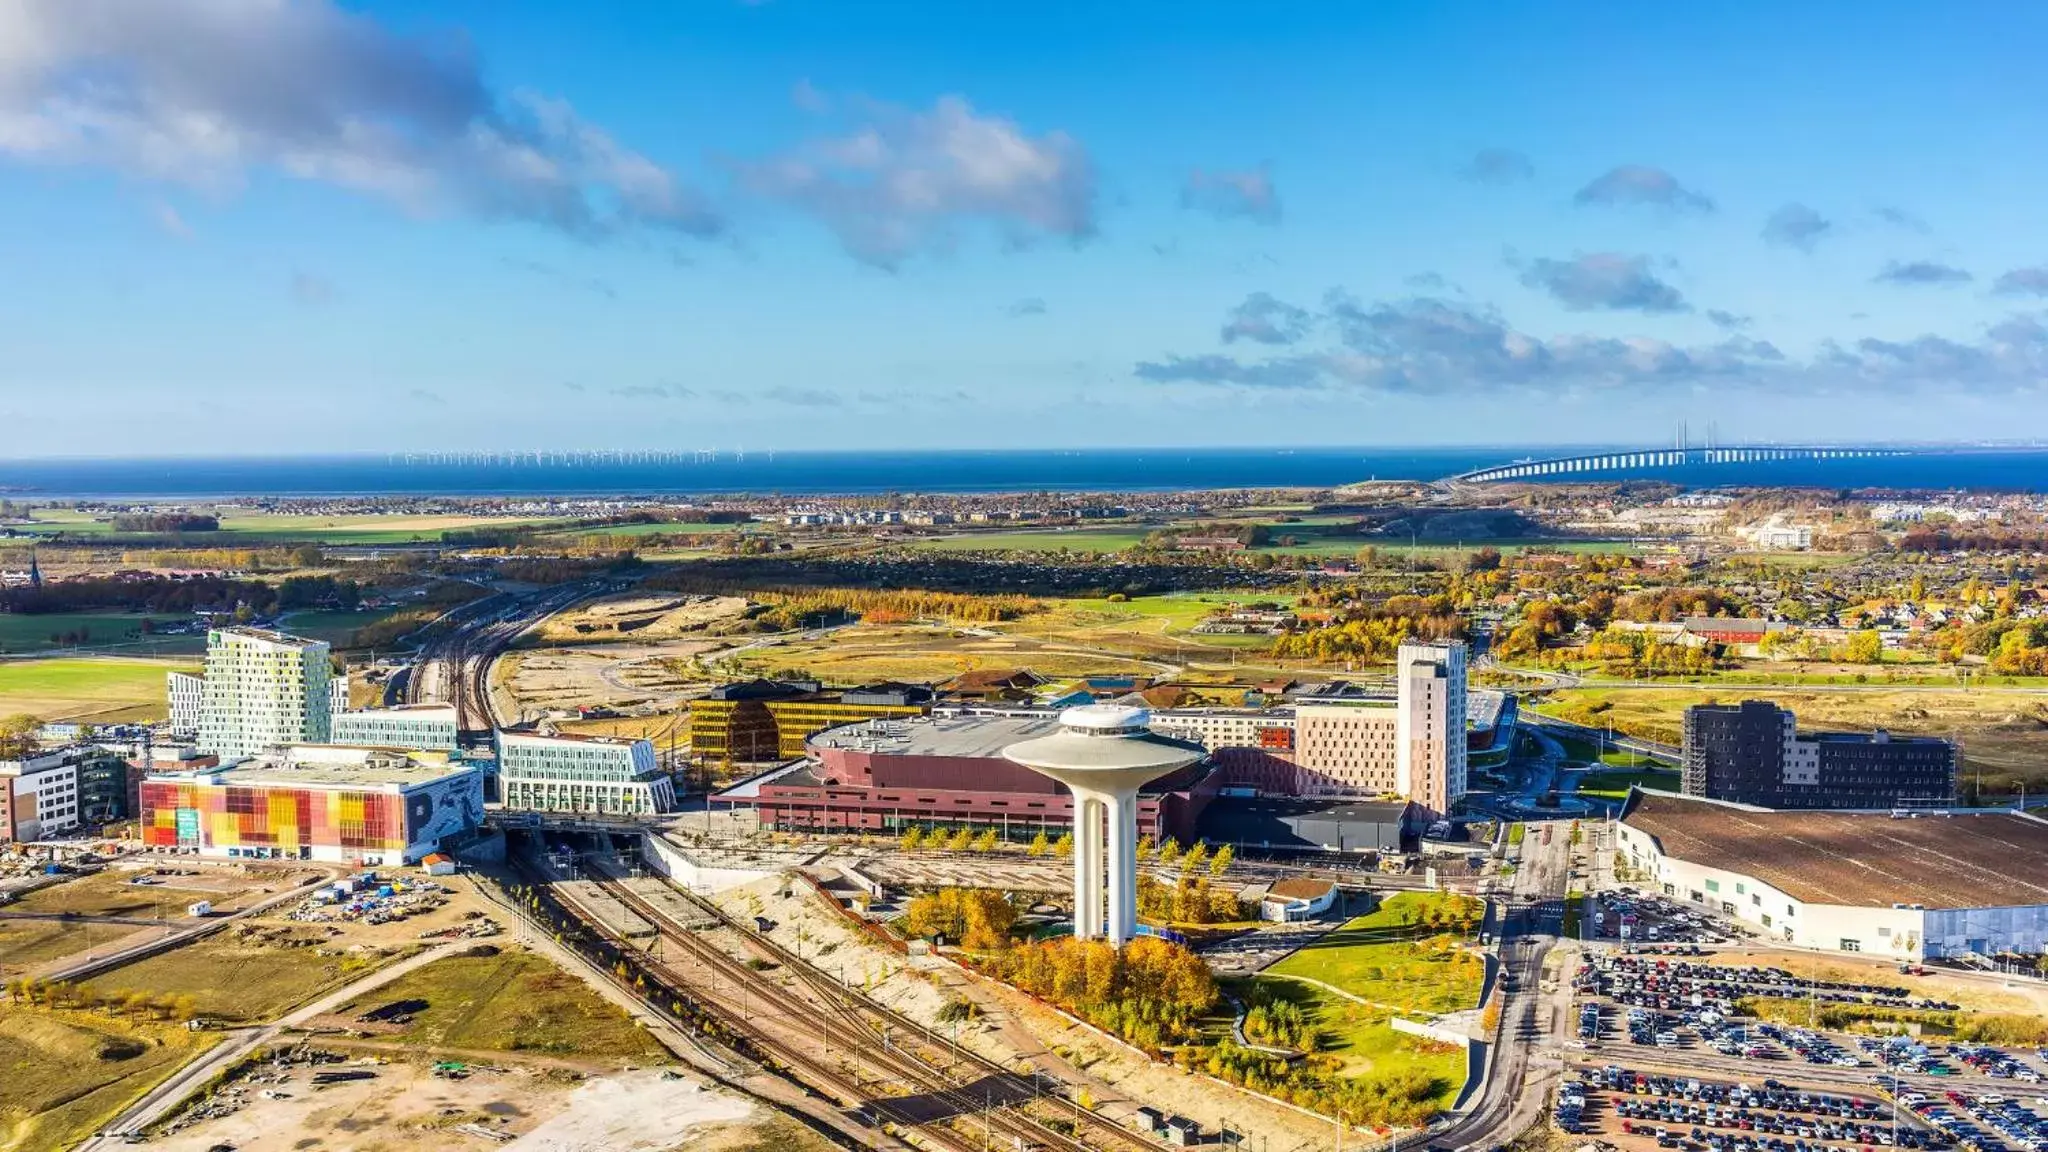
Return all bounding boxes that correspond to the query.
[1451,444,1912,484]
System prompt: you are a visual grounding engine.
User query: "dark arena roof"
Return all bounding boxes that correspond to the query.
[1621,791,2048,909]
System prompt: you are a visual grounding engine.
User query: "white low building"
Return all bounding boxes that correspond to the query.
[1260,877,1339,922]
[495,730,674,816]
[1618,791,2048,961]
[332,704,460,752]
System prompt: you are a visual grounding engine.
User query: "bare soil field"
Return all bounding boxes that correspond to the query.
[150,1061,831,1152]
[497,644,705,717]
[535,593,751,644]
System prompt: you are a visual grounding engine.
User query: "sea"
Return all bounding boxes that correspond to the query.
[2,447,2048,499]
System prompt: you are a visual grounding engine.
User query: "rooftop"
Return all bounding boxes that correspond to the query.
[1001,706,1207,778]
[169,744,470,790]
[812,713,1065,759]
[498,729,645,747]
[1621,791,2048,909]
[213,625,326,649]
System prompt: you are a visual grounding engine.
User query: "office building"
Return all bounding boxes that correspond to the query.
[191,627,334,762]
[1619,790,2048,960]
[0,744,94,841]
[331,704,460,753]
[496,730,675,816]
[167,671,204,736]
[1682,701,1956,809]
[140,744,483,864]
[689,680,931,763]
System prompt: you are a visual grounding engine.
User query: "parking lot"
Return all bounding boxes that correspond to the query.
[1884,1080,2048,1152]
[1557,1065,1945,1152]
[1591,887,1750,946]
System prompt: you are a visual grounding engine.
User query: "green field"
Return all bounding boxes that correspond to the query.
[14,509,562,544]
[537,521,742,538]
[907,527,1155,553]
[334,948,669,1062]
[278,607,411,648]
[1577,768,1683,800]
[1233,976,1468,1093]
[1265,892,1486,1017]
[0,613,199,656]
[0,1005,215,1152]
[0,657,197,724]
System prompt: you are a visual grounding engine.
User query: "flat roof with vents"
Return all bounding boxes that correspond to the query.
[1621,790,2048,909]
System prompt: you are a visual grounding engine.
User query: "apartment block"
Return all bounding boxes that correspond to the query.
[192,628,334,762]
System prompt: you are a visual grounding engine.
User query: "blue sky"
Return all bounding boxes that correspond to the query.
[3,1,2046,455]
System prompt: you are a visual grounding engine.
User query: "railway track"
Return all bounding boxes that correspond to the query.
[537,850,1173,1152]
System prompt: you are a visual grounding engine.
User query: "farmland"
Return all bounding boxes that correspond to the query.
[0,612,199,656]
[0,657,197,724]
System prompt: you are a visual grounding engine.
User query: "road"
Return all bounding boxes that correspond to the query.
[79,938,477,1149]
[1434,817,1578,1150]
[48,869,341,985]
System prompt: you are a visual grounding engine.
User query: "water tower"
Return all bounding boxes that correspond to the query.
[1002,705,1205,947]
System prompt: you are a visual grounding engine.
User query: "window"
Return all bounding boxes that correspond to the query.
[1704,878,1720,893]
[1735,882,1745,895]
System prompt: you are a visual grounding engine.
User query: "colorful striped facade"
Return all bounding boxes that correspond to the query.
[141,780,407,856]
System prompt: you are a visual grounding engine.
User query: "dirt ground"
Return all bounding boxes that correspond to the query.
[497,643,710,718]
[535,593,751,644]
[709,874,1349,1152]
[151,1061,830,1152]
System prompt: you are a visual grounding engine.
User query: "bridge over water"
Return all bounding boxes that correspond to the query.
[1450,445,1913,484]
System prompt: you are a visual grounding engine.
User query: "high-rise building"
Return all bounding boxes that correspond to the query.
[194,627,333,762]
[1287,640,1468,815]
[1682,700,1956,809]
[1397,640,1467,814]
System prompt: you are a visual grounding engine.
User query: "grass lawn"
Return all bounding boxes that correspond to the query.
[1227,977,1467,1108]
[1576,768,1682,801]
[94,930,404,1024]
[0,657,197,724]
[0,612,199,656]
[279,607,411,648]
[333,948,669,1062]
[0,1005,216,1152]
[1265,892,1485,1018]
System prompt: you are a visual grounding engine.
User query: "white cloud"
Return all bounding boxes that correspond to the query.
[735,95,1096,267]
[0,0,721,239]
